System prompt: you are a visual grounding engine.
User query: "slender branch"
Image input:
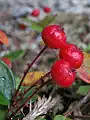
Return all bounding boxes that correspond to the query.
[70,114,90,119]
[64,91,90,117]
[9,79,51,119]
[13,45,47,101]
[22,71,50,97]
[9,71,50,112]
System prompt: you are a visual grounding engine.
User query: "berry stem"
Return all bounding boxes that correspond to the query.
[9,79,51,119]
[12,45,47,101]
[9,71,50,112]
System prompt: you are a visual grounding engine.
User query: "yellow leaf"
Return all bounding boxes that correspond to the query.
[22,71,46,86]
[77,52,90,83]
[0,30,8,45]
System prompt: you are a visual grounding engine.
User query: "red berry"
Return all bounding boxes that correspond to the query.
[59,44,84,69]
[1,57,12,68]
[31,9,40,17]
[42,25,66,49]
[51,60,76,87]
[43,7,51,13]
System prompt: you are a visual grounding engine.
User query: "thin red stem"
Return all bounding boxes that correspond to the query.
[21,71,50,97]
[9,71,50,112]
[9,79,51,119]
[13,45,47,101]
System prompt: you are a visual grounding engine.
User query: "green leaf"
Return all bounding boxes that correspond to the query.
[15,76,21,89]
[23,18,43,32]
[84,45,90,52]
[5,50,25,61]
[0,60,15,101]
[39,15,57,27]
[30,24,43,32]
[54,115,72,120]
[54,115,65,120]
[77,85,90,95]
[0,92,9,105]
[0,105,8,120]
[23,15,57,32]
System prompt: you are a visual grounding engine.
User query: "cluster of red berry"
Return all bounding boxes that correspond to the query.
[42,25,84,87]
[31,7,51,17]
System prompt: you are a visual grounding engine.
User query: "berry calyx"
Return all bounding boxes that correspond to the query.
[59,44,83,69]
[43,7,51,13]
[31,8,40,17]
[1,57,12,68]
[42,25,66,49]
[51,60,76,88]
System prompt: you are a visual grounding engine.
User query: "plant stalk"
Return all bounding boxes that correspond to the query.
[13,45,47,101]
[9,71,50,112]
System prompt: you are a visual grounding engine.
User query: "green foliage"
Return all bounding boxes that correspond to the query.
[38,15,57,28]
[36,117,47,120]
[15,76,21,89]
[54,115,72,120]
[30,23,43,32]
[84,45,90,52]
[5,50,25,61]
[0,92,9,105]
[0,105,8,120]
[23,15,57,32]
[23,18,43,32]
[77,85,90,95]
[0,60,15,101]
